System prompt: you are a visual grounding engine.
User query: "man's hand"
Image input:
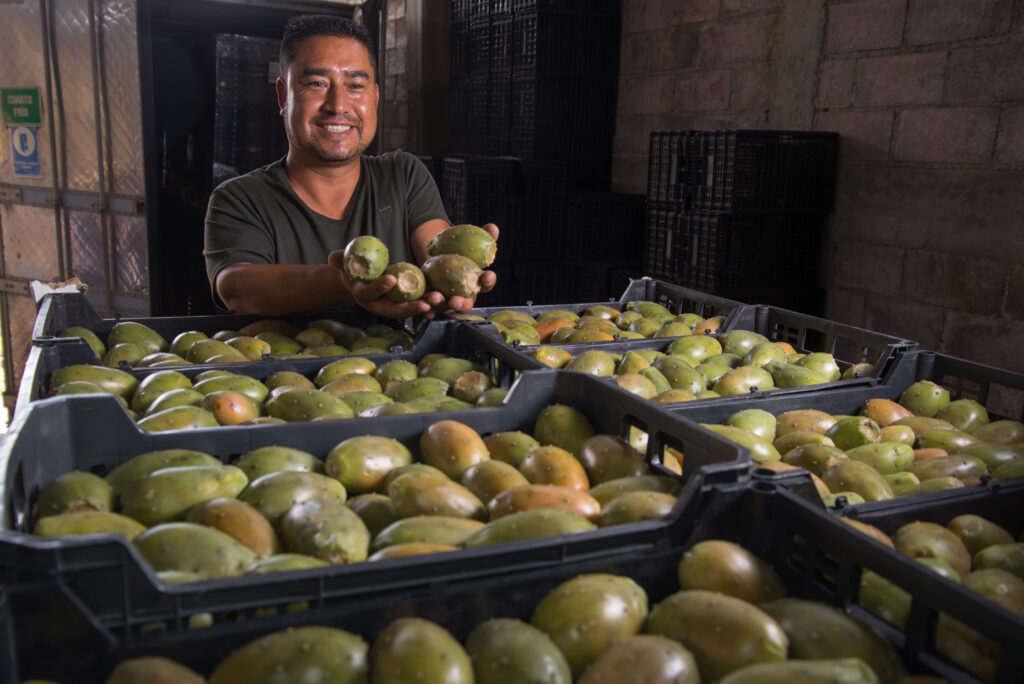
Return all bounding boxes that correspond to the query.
[327,251,435,319]
[425,223,500,315]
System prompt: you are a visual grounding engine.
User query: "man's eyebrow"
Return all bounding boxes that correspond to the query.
[342,68,371,80]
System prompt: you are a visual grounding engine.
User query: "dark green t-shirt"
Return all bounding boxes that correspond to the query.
[203,150,449,306]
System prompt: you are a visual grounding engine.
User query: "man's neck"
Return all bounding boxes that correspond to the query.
[284,153,362,220]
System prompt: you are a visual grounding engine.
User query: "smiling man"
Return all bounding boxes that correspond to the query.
[204,15,497,318]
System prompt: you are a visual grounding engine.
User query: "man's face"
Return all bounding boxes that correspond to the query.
[277,35,379,166]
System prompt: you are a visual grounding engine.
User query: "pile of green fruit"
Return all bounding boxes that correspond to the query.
[47,353,508,430]
[59,317,414,369]
[77,539,920,683]
[340,224,496,301]
[30,406,683,581]
[694,380,1024,505]
[847,513,1023,682]
[517,327,853,406]
[457,299,727,345]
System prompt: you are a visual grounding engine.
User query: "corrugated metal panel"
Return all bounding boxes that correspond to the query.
[114,214,147,294]
[103,0,144,195]
[1,205,60,282]
[68,210,104,288]
[52,0,100,192]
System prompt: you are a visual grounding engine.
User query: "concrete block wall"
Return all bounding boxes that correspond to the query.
[613,0,1024,411]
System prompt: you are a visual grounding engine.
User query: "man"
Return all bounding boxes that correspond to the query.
[204,15,497,318]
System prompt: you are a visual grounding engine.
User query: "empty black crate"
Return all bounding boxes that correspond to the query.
[442,155,523,226]
[647,131,708,209]
[211,35,287,186]
[565,192,646,261]
[693,130,839,212]
[512,7,620,76]
[643,209,826,296]
[450,21,469,80]
[509,128,612,191]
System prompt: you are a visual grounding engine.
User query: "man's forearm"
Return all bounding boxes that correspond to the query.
[216,263,353,317]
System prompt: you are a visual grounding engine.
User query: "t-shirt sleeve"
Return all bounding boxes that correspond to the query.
[404,154,450,230]
[203,178,276,306]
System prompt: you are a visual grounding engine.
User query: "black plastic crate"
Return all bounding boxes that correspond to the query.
[509,127,613,191]
[511,73,618,133]
[468,17,491,76]
[683,211,827,292]
[565,191,646,261]
[512,8,620,77]
[468,0,492,19]
[442,155,523,226]
[8,476,1019,682]
[514,259,564,304]
[688,130,839,212]
[450,21,469,80]
[724,303,918,386]
[211,35,287,187]
[452,0,470,21]
[489,12,514,75]
[647,131,708,209]
[0,372,749,681]
[643,205,689,282]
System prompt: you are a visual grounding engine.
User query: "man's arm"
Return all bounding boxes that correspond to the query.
[217,261,437,318]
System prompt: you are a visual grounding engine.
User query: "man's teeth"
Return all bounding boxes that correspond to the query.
[324,124,352,133]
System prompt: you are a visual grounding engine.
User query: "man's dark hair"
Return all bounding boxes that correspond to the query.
[280,14,378,80]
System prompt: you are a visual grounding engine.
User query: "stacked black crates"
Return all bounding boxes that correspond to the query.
[644,130,839,316]
[212,35,288,188]
[561,192,647,303]
[450,0,621,191]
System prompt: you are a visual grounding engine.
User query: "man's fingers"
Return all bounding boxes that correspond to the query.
[353,274,397,301]
[479,270,497,293]
[482,223,500,241]
[327,250,345,270]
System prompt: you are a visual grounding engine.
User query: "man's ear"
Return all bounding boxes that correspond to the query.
[276,77,287,114]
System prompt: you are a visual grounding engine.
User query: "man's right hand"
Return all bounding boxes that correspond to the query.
[327,250,437,319]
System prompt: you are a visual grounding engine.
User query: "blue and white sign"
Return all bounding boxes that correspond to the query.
[11,125,41,178]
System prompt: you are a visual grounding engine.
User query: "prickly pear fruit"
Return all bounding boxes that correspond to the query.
[383,261,427,302]
[133,522,257,579]
[210,625,368,684]
[371,617,473,684]
[426,223,497,268]
[531,573,648,677]
[278,497,370,564]
[677,540,785,604]
[577,634,698,684]
[466,618,572,684]
[422,253,483,298]
[342,235,389,282]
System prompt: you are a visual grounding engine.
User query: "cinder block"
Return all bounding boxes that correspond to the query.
[815,59,854,109]
[1006,264,1024,321]
[617,77,643,115]
[943,312,1024,375]
[674,69,731,111]
[902,251,1009,317]
[947,43,1024,104]
[641,0,685,31]
[723,0,778,15]
[986,385,1024,424]
[830,239,905,297]
[814,110,892,162]
[698,14,776,65]
[644,74,677,114]
[894,107,998,163]
[612,115,647,156]
[865,295,945,350]
[906,0,1013,45]
[650,26,701,72]
[996,105,1024,165]
[853,52,946,107]
[825,0,905,53]
[620,33,650,75]
[731,64,770,110]
[824,287,867,328]
[682,0,721,23]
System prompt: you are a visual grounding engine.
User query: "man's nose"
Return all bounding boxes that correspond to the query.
[323,85,352,114]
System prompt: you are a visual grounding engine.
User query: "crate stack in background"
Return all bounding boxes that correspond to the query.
[560,191,646,303]
[449,0,621,191]
[212,35,288,188]
[644,130,839,316]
